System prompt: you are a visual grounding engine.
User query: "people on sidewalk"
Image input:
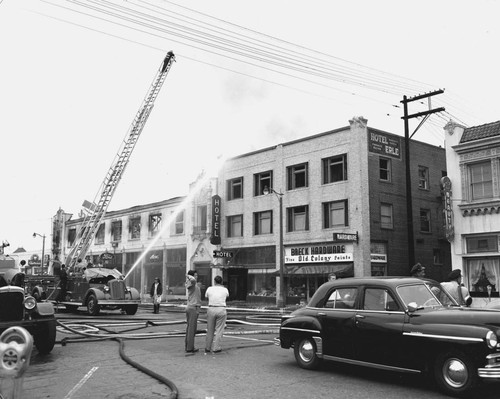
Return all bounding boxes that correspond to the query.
[150,277,162,314]
[185,270,201,353]
[204,275,229,354]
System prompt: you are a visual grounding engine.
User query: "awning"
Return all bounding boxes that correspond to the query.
[283,263,353,277]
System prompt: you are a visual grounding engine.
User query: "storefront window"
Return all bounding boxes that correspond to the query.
[465,258,499,297]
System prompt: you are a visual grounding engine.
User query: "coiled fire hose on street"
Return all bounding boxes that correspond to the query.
[55,316,279,398]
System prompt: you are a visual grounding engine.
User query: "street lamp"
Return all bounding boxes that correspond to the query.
[263,185,285,308]
[33,232,46,275]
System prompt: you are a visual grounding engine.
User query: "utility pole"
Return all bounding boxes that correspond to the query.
[401,90,445,271]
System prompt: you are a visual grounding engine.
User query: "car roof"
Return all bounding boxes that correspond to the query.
[323,276,436,289]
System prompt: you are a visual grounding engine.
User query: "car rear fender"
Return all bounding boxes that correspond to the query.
[280,315,322,348]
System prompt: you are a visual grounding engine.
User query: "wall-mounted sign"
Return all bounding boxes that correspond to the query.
[368,131,401,159]
[100,252,114,261]
[333,232,358,243]
[285,244,353,264]
[213,250,233,258]
[210,195,221,245]
[370,254,387,263]
[441,176,454,241]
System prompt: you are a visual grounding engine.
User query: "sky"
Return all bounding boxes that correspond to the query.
[1,0,500,252]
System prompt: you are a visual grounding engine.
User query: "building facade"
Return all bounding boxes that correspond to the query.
[54,198,188,301]
[215,117,450,305]
[444,120,500,306]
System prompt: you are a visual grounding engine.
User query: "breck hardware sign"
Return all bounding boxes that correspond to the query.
[285,245,353,264]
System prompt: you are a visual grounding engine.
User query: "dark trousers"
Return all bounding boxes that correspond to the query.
[185,305,199,351]
[153,304,160,313]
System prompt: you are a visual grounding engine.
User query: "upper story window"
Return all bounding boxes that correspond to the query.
[68,228,76,246]
[227,177,243,200]
[95,223,105,244]
[287,163,308,190]
[129,217,141,240]
[323,200,348,228]
[111,220,122,242]
[171,211,184,235]
[470,161,493,200]
[418,166,429,190]
[254,210,272,235]
[379,158,391,182]
[420,208,431,233]
[195,205,207,233]
[254,171,273,196]
[149,213,162,237]
[466,235,498,253]
[322,154,347,184]
[287,205,309,232]
[380,203,393,229]
[227,214,243,237]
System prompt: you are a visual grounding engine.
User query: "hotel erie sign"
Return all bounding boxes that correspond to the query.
[368,131,401,159]
[285,244,353,264]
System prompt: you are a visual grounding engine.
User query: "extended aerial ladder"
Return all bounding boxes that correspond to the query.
[65,51,176,268]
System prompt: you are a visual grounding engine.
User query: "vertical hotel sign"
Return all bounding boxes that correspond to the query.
[368,131,401,159]
[210,195,221,245]
[440,176,454,241]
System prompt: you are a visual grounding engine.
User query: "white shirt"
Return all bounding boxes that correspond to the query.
[205,284,229,307]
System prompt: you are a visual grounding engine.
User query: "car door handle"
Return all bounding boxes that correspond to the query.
[317,312,326,317]
[355,314,365,319]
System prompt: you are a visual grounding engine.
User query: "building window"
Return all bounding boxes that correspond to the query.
[171,211,184,235]
[227,177,243,200]
[287,163,308,190]
[433,248,442,265]
[380,203,393,229]
[194,205,207,234]
[68,228,76,246]
[420,208,431,233]
[287,205,309,232]
[254,210,272,235]
[254,171,273,196]
[111,221,122,242]
[379,158,391,182]
[129,217,141,240]
[418,166,429,190]
[227,215,243,237]
[149,213,162,236]
[323,200,348,228]
[322,154,347,184]
[95,223,105,244]
[466,235,498,253]
[469,161,493,200]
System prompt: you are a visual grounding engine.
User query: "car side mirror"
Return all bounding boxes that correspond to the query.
[465,296,473,307]
[407,302,418,313]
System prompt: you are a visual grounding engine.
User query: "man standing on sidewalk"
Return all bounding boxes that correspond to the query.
[185,270,201,354]
[205,275,229,354]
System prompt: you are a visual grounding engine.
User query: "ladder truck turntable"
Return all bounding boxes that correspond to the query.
[27,52,176,316]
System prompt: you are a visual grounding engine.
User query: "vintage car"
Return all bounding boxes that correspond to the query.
[275,277,500,397]
[57,267,140,316]
[0,268,56,354]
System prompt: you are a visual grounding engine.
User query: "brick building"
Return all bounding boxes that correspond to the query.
[214,116,450,305]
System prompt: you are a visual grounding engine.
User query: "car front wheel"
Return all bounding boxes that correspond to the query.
[434,350,478,397]
[87,294,100,316]
[294,337,321,370]
[123,305,138,315]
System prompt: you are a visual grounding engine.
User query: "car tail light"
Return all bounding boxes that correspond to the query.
[24,296,36,310]
[486,330,498,349]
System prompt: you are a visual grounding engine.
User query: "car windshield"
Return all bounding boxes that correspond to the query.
[397,282,458,309]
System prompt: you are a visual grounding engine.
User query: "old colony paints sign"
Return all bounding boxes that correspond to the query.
[285,244,353,264]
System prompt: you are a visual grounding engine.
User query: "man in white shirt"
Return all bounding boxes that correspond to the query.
[442,269,472,307]
[204,275,229,354]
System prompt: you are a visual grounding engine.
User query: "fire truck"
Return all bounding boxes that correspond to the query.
[25,52,176,315]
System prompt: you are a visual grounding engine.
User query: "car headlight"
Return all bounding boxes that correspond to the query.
[486,330,498,349]
[103,286,110,292]
[24,296,37,310]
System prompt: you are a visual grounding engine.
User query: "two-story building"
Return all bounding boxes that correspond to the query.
[444,120,500,306]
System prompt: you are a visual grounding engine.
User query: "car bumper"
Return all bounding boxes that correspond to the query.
[97,300,140,305]
[478,353,500,379]
[274,337,281,346]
